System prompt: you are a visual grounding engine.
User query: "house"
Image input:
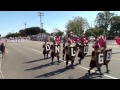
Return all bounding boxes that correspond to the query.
[31,33,50,41]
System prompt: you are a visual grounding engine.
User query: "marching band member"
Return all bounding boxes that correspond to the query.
[77,35,89,64]
[65,39,76,69]
[42,40,50,59]
[88,45,103,75]
[50,40,60,65]
[0,38,5,59]
[75,37,84,64]
[1,42,6,59]
[77,44,84,64]
[62,36,67,60]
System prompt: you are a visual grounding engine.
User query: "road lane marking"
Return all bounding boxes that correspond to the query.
[6,50,8,53]
[31,49,119,79]
[32,49,42,54]
[0,59,5,79]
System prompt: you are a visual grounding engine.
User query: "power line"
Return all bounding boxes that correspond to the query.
[37,12,44,29]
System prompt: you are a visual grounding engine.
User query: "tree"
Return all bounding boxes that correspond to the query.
[5,32,19,38]
[56,30,64,36]
[19,29,26,37]
[95,11,115,34]
[65,16,89,36]
[85,28,93,37]
[109,16,120,37]
[19,27,46,36]
[85,27,104,37]
[52,28,64,36]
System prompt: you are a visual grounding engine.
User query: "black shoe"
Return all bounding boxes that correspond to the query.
[66,66,69,69]
[51,62,54,65]
[71,66,75,69]
[106,70,110,73]
[88,70,90,74]
[58,61,60,63]
[79,61,81,64]
[100,73,103,75]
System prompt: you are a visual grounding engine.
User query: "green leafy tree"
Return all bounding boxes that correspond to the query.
[109,16,120,38]
[66,16,89,36]
[85,27,104,37]
[95,11,115,34]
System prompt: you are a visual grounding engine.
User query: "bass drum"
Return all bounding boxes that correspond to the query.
[83,44,89,56]
[104,49,112,64]
[54,45,60,56]
[96,51,104,67]
[68,45,77,60]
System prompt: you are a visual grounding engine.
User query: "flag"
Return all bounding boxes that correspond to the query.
[98,36,107,49]
[56,36,61,45]
[84,37,89,44]
[77,37,81,43]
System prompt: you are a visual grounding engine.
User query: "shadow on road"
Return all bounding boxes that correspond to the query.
[25,62,53,71]
[25,61,63,71]
[78,73,103,79]
[23,58,51,64]
[34,63,81,79]
[34,67,69,78]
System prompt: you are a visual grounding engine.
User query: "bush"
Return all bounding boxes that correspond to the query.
[107,36,115,40]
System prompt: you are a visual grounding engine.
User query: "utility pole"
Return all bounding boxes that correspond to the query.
[24,22,27,30]
[37,12,44,38]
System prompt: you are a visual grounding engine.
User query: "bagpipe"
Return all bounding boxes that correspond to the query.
[91,32,107,49]
[97,36,107,49]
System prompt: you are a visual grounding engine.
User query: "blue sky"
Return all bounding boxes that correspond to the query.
[0,11,120,37]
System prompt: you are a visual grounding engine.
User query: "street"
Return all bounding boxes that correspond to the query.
[0,41,120,79]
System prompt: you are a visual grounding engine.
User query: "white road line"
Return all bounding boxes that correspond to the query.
[32,49,42,53]
[104,74,118,79]
[6,50,8,53]
[0,59,4,79]
[31,49,119,79]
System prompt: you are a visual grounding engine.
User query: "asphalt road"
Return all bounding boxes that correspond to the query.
[0,41,120,79]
